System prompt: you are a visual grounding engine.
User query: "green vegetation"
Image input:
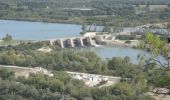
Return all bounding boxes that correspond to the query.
[138,33,170,91]
[0,42,137,76]
[116,35,136,40]
[2,34,12,42]
[0,0,170,27]
[0,0,170,98]
[125,40,131,44]
[0,34,31,46]
[0,65,27,72]
[0,40,151,100]
[0,32,170,99]
[167,23,170,29]
[0,70,154,100]
[0,40,21,46]
[0,68,14,80]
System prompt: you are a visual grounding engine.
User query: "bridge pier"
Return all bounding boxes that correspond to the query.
[60,39,64,48]
[83,37,93,46]
[88,37,93,45]
[50,40,54,45]
[79,38,84,47]
[64,39,75,48]
[94,36,103,44]
[51,34,112,48]
[70,38,74,47]
[99,36,104,41]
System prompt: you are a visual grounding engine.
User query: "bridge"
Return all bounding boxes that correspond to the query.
[49,34,113,48]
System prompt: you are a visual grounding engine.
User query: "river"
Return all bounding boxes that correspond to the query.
[0,20,82,40]
[0,20,165,64]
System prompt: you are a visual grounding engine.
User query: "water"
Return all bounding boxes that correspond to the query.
[0,20,166,63]
[0,20,134,40]
[83,47,146,63]
[88,46,167,64]
[0,20,82,40]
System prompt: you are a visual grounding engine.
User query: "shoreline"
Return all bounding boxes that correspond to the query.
[1,18,169,30]
[0,18,82,25]
[0,39,33,46]
[104,40,140,48]
[0,38,140,50]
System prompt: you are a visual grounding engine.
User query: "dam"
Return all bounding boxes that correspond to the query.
[49,33,113,48]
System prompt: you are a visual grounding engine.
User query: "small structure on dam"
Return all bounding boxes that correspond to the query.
[49,32,113,48]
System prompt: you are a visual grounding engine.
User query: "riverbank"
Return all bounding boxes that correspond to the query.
[0,18,82,25]
[1,17,168,28]
[104,40,140,48]
[147,91,170,100]
[0,40,20,46]
[0,20,82,40]
[0,39,32,46]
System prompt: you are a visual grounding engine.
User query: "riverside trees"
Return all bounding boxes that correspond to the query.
[138,32,170,94]
[2,33,12,42]
[0,0,170,27]
[0,41,155,100]
[1,33,170,99]
[0,70,154,100]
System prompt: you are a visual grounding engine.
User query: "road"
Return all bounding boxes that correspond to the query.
[0,65,33,70]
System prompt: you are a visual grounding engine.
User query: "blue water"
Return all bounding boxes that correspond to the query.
[0,20,82,40]
[83,47,150,64]
[0,20,166,64]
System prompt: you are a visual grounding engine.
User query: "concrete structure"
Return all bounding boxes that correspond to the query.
[67,71,121,88]
[49,34,112,48]
[83,32,96,37]
[37,47,52,52]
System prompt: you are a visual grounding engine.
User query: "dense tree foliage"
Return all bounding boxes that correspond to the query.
[0,0,169,27]
[2,34,12,42]
[0,69,154,100]
[0,41,156,99]
[167,23,170,29]
[138,32,170,94]
[0,0,169,99]
[0,33,170,99]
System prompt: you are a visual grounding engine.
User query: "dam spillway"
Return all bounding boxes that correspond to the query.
[49,35,112,48]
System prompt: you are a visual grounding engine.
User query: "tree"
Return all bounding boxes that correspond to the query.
[139,32,170,94]
[2,33,12,42]
[82,17,87,35]
[1,49,19,65]
[168,3,170,7]
[112,82,134,96]
[0,69,14,80]
[103,24,112,33]
[154,73,170,87]
[146,2,150,8]
[167,23,170,29]
[139,32,169,70]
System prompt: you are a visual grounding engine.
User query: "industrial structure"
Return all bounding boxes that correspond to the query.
[49,33,113,48]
